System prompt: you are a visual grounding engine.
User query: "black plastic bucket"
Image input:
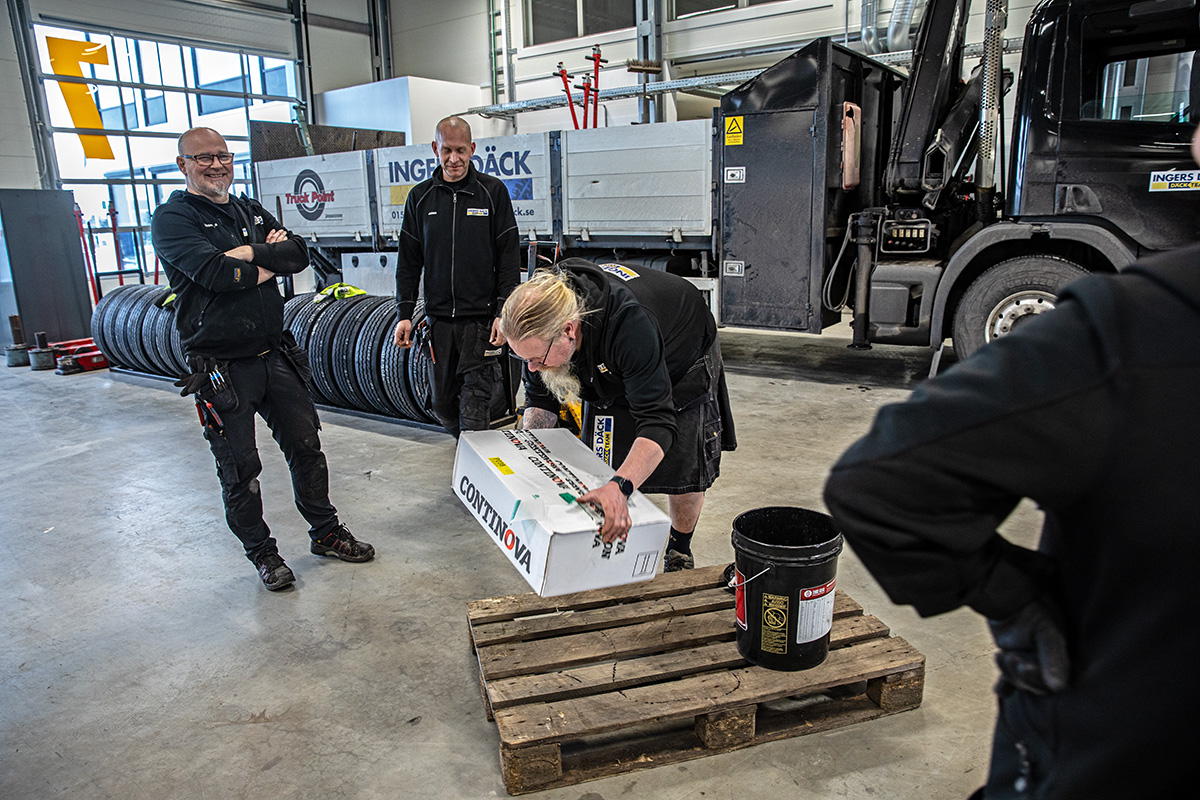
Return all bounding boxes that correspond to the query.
[731,507,843,671]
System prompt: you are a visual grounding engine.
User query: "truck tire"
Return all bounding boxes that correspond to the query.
[952,255,1088,360]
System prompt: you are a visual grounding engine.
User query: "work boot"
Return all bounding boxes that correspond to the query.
[310,524,375,563]
[255,552,295,591]
[663,549,695,572]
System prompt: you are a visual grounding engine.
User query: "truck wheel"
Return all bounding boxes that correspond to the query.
[952,255,1088,360]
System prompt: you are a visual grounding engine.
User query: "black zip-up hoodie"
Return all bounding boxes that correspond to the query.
[523,260,716,455]
[151,190,309,359]
[395,162,520,322]
[824,244,1200,798]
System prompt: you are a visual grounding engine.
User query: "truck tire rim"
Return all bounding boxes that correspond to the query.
[986,290,1056,342]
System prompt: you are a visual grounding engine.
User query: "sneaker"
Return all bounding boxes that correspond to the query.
[663,549,695,572]
[310,524,375,563]
[255,552,295,591]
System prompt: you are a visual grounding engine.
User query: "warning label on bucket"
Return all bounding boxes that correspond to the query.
[761,592,789,654]
[795,578,836,644]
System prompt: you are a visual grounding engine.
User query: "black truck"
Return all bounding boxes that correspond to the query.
[714,0,1200,362]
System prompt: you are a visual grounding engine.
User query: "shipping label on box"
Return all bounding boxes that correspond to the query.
[453,429,670,597]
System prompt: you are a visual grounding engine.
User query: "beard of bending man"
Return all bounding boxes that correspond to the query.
[537,360,582,406]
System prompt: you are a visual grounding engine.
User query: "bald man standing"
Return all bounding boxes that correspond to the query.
[152,127,373,591]
[393,116,520,438]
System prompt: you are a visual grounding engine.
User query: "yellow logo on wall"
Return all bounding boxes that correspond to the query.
[46,37,115,160]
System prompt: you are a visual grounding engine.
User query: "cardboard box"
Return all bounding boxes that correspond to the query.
[453,429,670,597]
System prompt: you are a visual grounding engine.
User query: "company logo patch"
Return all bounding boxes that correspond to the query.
[598,264,638,281]
[592,415,614,466]
[466,208,489,216]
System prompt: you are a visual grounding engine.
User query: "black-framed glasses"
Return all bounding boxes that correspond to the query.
[182,152,235,166]
[514,332,558,366]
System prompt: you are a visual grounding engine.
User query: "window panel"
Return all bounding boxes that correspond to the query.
[582,0,634,35]
[192,47,242,85]
[1082,51,1196,123]
[157,43,188,89]
[144,93,167,126]
[111,36,140,83]
[528,0,578,46]
[34,24,299,283]
[126,137,185,176]
[675,0,735,19]
[262,58,295,97]
[81,34,118,82]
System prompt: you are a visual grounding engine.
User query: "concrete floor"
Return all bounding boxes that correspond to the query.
[0,325,1041,800]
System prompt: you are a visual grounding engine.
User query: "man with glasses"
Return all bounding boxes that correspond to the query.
[392,116,520,438]
[501,259,737,571]
[151,126,373,591]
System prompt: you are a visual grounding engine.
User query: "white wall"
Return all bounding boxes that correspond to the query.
[390,2,494,87]
[315,75,506,141]
[307,0,376,94]
[0,13,42,189]
[388,0,1043,130]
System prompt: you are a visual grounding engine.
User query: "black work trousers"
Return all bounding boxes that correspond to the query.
[427,317,502,438]
[200,348,340,563]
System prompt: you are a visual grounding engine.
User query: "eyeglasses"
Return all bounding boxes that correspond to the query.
[182,152,235,166]
[516,332,559,367]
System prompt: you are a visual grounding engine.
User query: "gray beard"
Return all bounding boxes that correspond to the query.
[538,364,581,405]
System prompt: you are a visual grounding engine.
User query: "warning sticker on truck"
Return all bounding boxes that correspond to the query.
[725,116,744,146]
[1150,170,1200,191]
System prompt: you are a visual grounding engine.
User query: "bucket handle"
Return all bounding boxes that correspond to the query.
[728,565,771,591]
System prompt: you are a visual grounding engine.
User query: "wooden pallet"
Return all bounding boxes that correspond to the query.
[467,564,926,795]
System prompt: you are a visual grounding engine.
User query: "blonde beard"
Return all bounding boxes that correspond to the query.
[538,364,581,405]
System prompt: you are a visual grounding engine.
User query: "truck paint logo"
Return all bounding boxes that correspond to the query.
[459,474,533,573]
[386,146,535,205]
[386,148,533,183]
[288,169,336,220]
[1149,170,1200,191]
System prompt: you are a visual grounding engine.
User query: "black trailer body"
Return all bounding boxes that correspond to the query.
[716,41,904,332]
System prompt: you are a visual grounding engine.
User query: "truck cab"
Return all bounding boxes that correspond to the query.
[943,0,1200,356]
[716,0,1200,360]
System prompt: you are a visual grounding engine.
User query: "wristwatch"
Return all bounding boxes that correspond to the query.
[609,475,634,497]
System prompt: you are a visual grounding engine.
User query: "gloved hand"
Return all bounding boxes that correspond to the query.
[173,370,210,397]
[174,355,218,398]
[988,600,1070,696]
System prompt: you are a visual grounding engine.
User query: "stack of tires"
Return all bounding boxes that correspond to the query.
[90,284,187,378]
[283,293,438,424]
[90,285,438,424]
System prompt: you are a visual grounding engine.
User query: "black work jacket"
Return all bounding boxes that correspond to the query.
[824,244,1200,799]
[395,162,520,322]
[523,259,716,455]
[151,190,309,359]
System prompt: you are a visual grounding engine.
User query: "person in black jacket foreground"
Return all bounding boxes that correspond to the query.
[823,198,1200,792]
[393,116,520,438]
[501,260,736,571]
[151,127,373,591]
